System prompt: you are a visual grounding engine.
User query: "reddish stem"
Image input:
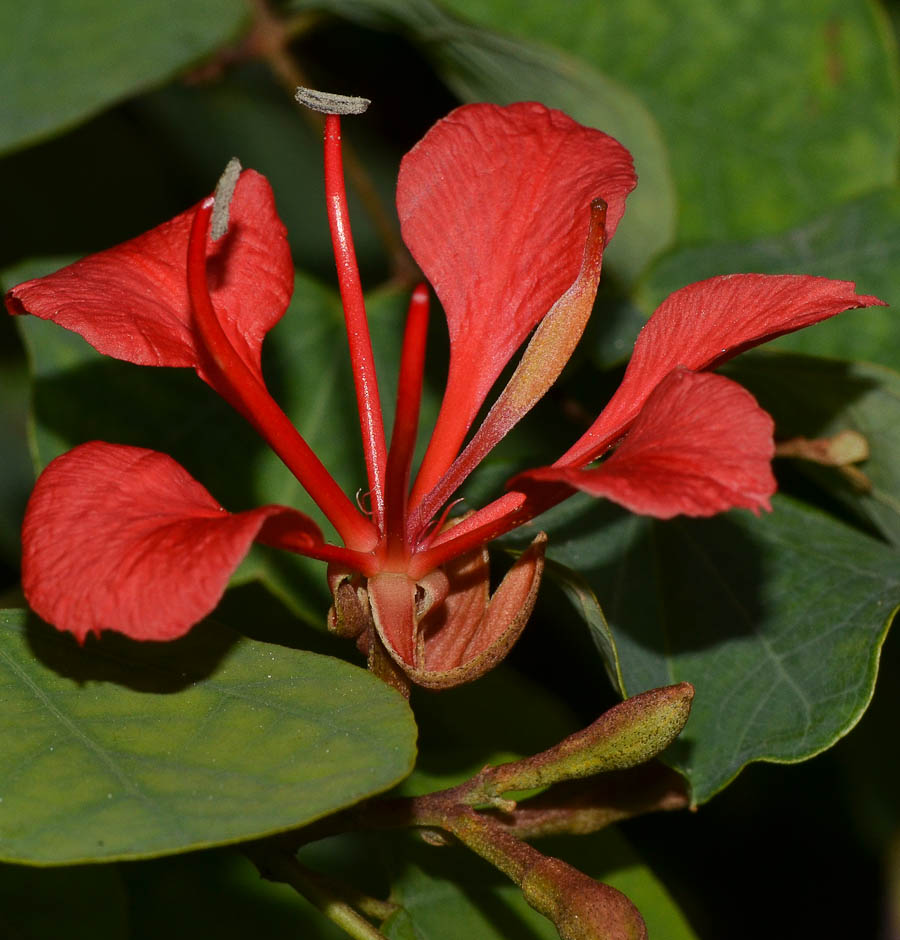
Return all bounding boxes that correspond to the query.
[383,285,430,567]
[324,113,387,530]
[258,532,380,577]
[187,200,378,552]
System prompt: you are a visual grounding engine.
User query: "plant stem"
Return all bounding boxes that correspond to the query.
[245,845,392,940]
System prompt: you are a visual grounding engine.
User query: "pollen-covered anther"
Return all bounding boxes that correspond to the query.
[211,157,243,241]
[295,86,371,115]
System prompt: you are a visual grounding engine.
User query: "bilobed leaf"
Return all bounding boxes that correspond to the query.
[514,494,898,804]
[380,829,698,940]
[0,609,416,864]
[641,187,900,372]
[0,0,248,155]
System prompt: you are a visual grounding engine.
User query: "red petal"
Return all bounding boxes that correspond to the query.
[526,369,776,518]
[6,170,292,383]
[562,274,885,466]
[22,442,322,642]
[399,102,636,494]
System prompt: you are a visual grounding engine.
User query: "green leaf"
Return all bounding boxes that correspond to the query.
[0,862,129,939]
[724,352,900,548]
[0,0,248,155]
[437,0,900,242]
[296,0,676,282]
[640,187,900,371]
[511,494,898,804]
[0,609,416,864]
[380,829,698,940]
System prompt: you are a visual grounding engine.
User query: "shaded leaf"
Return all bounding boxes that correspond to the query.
[512,494,898,803]
[0,0,248,155]
[0,609,416,864]
[725,352,900,548]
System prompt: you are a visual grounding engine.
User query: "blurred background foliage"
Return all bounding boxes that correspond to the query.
[2,0,900,936]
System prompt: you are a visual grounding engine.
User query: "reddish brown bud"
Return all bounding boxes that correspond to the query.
[522,856,647,940]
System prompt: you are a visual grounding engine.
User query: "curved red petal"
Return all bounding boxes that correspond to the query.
[562,274,885,465]
[399,102,636,492]
[6,170,292,382]
[528,369,776,519]
[22,442,321,642]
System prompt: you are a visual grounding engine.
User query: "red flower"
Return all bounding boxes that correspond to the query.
[6,97,884,689]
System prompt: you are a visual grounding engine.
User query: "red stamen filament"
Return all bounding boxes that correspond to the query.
[259,532,379,578]
[187,199,378,552]
[382,285,430,569]
[408,491,528,580]
[324,113,388,531]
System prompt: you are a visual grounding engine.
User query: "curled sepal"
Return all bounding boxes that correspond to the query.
[520,369,776,519]
[326,567,372,640]
[5,170,292,384]
[367,535,546,689]
[466,683,694,802]
[22,442,322,642]
[522,856,648,940]
[411,533,547,689]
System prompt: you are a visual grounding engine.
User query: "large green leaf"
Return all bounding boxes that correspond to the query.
[508,495,898,804]
[437,0,900,242]
[0,609,416,864]
[294,0,676,282]
[0,0,248,155]
[378,829,697,940]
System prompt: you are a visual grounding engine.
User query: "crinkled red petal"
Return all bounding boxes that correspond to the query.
[398,102,636,488]
[562,274,885,466]
[6,170,292,383]
[526,369,776,519]
[22,441,322,642]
